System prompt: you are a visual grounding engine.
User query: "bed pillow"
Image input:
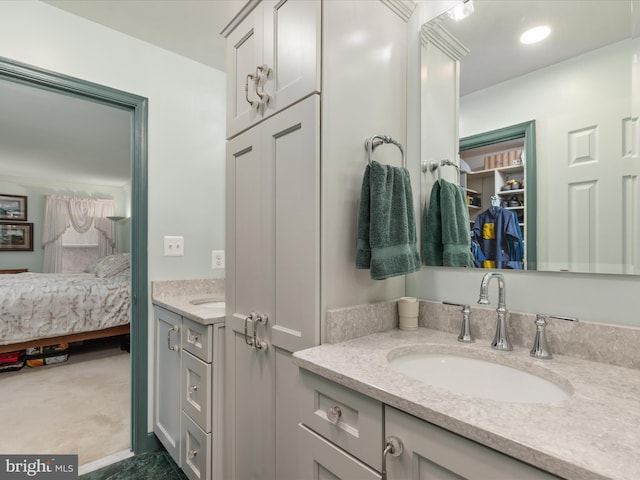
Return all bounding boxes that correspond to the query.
[83,257,101,274]
[94,253,130,278]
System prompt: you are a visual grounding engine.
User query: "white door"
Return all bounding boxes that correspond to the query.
[154,307,182,464]
[225,95,320,480]
[545,100,639,273]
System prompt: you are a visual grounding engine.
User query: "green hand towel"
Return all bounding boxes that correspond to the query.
[422,179,474,268]
[422,181,443,265]
[356,161,421,280]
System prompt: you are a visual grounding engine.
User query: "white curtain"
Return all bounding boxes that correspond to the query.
[41,195,116,273]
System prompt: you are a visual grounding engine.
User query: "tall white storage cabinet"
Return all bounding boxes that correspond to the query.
[224,1,409,479]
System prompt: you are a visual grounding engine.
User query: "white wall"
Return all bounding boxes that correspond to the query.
[0,174,128,272]
[0,0,226,431]
[321,0,410,314]
[406,22,640,326]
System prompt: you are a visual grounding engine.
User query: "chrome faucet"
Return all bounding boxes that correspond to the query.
[530,314,579,359]
[477,272,512,351]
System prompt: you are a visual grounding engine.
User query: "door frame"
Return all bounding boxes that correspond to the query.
[459,120,537,270]
[0,56,154,453]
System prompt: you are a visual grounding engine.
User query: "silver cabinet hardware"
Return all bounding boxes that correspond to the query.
[530,314,579,359]
[188,384,199,394]
[326,405,342,424]
[255,64,272,110]
[243,311,269,351]
[188,332,199,344]
[244,73,258,108]
[167,325,180,352]
[382,436,403,480]
[188,449,197,459]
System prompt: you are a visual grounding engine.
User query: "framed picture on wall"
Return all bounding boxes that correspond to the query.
[0,222,34,251]
[0,194,28,221]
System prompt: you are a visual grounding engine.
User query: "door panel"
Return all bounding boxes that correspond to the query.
[226,6,263,139]
[267,95,320,353]
[263,0,321,117]
[545,100,637,273]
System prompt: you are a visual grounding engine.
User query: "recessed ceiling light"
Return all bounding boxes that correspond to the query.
[447,0,474,22]
[520,26,551,45]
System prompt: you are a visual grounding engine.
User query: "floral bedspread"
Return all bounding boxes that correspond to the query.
[0,272,130,346]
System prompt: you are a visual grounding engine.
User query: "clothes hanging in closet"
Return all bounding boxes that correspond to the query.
[471,206,524,269]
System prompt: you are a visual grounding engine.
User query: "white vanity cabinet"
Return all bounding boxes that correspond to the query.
[298,370,383,479]
[384,406,562,480]
[153,305,225,480]
[224,0,320,139]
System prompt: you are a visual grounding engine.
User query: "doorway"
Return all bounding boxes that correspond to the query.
[0,56,151,457]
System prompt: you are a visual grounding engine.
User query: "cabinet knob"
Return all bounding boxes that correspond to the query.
[326,405,342,424]
[188,384,199,394]
[188,449,198,459]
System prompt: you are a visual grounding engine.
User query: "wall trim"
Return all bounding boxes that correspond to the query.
[421,18,469,61]
[380,0,416,22]
[0,56,151,455]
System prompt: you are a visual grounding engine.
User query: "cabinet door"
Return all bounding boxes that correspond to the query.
[226,4,264,139]
[225,95,320,480]
[226,123,276,480]
[385,407,561,480]
[299,425,381,480]
[262,0,321,118]
[154,307,182,464]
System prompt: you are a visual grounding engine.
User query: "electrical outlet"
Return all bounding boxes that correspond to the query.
[212,250,225,269]
[164,236,184,256]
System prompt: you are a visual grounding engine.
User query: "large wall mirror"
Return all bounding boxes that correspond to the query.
[421,0,639,275]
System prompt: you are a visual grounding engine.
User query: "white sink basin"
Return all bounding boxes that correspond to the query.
[389,350,571,404]
[189,299,225,308]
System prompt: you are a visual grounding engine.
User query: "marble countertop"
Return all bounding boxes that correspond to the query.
[152,294,225,325]
[292,328,640,480]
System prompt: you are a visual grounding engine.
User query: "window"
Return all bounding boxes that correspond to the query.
[61,225,100,273]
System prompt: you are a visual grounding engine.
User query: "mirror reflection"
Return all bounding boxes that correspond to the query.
[422,0,639,275]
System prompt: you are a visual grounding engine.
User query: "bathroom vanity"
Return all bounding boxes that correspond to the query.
[293,325,640,480]
[152,280,225,480]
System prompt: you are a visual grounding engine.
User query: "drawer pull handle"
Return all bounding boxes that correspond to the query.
[326,406,342,424]
[188,333,200,344]
[167,325,180,352]
[382,436,403,480]
[188,449,198,459]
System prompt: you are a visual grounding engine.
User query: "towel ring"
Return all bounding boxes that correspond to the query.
[422,159,461,183]
[364,135,406,168]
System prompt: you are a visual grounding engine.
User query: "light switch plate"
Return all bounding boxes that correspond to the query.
[164,236,184,256]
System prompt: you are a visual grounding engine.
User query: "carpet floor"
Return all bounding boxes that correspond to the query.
[0,338,130,466]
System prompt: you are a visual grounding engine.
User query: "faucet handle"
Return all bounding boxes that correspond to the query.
[443,302,474,343]
[530,314,578,360]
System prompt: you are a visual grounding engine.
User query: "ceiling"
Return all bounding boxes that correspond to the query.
[1,0,634,187]
[441,0,633,95]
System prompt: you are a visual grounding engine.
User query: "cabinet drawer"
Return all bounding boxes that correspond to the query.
[182,317,213,362]
[182,351,212,432]
[181,412,211,480]
[299,424,381,480]
[299,370,383,471]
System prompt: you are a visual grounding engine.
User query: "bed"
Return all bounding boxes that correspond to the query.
[0,255,131,354]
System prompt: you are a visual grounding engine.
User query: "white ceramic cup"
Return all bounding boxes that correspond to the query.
[397,297,419,317]
[398,297,419,331]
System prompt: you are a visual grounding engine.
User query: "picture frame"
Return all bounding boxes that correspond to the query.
[0,194,28,221]
[0,222,34,252]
